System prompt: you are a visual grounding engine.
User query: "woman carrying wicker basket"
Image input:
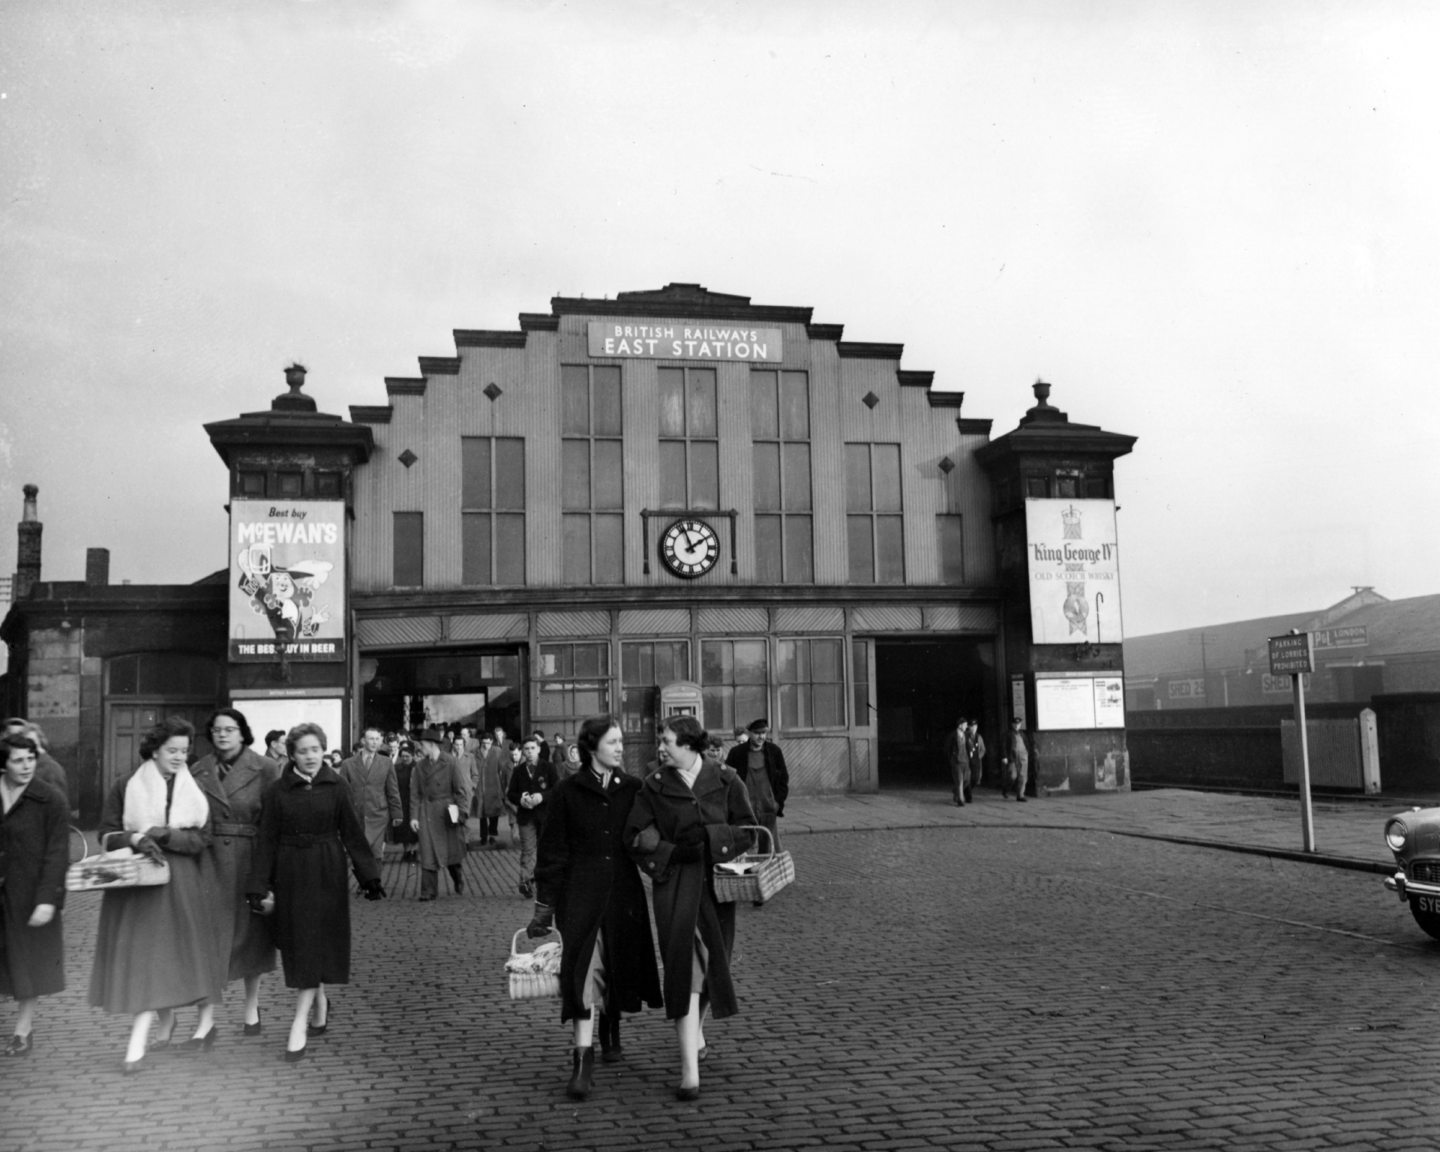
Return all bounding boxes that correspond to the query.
[624,715,754,1102]
[0,733,69,1057]
[526,715,661,1101]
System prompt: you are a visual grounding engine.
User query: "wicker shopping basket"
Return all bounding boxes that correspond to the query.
[65,828,170,892]
[712,825,793,905]
[505,927,563,1000]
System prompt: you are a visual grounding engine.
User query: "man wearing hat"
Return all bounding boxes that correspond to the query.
[505,736,557,899]
[409,727,471,901]
[339,727,403,863]
[724,718,788,850]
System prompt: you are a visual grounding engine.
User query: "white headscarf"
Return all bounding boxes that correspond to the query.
[121,760,210,833]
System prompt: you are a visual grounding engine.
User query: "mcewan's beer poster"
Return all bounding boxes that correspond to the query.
[228,500,346,662]
[1024,499,1123,646]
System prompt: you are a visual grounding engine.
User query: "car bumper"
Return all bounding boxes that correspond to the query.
[1384,871,1440,901]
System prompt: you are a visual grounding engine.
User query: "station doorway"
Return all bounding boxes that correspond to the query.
[360,649,525,742]
[873,638,995,789]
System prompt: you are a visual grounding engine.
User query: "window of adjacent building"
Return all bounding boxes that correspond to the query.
[106,652,221,698]
[776,637,845,729]
[937,514,965,583]
[561,364,624,584]
[845,442,904,583]
[314,472,342,499]
[700,638,767,733]
[393,511,424,587]
[237,472,265,498]
[461,437,525,585]
[620,639,691,773]
[751,369,813,583]
[535,642,611,729]
[1083,474,1112,499]
[658,366,718,509]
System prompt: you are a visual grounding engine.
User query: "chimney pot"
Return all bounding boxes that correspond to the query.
[86,547,110,588]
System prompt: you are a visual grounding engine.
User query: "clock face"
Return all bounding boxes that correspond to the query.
[660,518,720,579]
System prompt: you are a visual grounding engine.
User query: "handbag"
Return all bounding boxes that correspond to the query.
[65,828,171,892]
[713,824,794,905]
[505,927,563,1000]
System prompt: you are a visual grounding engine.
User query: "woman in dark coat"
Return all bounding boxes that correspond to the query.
[0,734,68,1056]
[409,728,468,901]
[389,742,419,862]
[625,715,754,1101]
[89,716,222,1072]
[191,706,281,1042]
[246,722,384,1062]
[527,715,662,1100]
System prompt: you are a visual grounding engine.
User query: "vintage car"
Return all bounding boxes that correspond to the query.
[1383,806,1440,940]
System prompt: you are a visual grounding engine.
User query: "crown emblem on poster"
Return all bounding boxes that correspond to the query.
[1061,504,1082,539]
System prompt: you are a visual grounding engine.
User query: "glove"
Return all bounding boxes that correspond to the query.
[675,824,707,848]
[362,879,386,901]
[247,894,267,915]
[526,902,555,938]
[134,835,165,864]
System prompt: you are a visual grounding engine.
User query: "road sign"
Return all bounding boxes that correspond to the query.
[1268,632,1314,676]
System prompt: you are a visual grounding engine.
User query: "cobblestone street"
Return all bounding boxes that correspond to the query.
[5,805,1439,1152]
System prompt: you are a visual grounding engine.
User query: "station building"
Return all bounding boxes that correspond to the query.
[4,283,1138,820]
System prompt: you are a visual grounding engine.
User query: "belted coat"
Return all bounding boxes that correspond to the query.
[192,746,281,984]
[624,761,754,1020]
[534,768,662,1023]
[0,778,68,999]
[411,752,468,869]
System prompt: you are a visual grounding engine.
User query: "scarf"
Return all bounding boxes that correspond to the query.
[122,759,210,833]
[674,756,702,791]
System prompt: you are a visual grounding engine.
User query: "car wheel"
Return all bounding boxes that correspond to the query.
[1408,898,1440,941]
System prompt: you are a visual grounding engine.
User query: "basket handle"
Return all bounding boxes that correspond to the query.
[509,925,562,959]
[735,824,774,859]
[69,825,92,865]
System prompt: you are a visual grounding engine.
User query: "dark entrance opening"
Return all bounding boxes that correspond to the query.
[874,638,995,789]
[360,648,526,742]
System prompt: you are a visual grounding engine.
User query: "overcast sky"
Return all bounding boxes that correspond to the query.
[2,0,1436,638]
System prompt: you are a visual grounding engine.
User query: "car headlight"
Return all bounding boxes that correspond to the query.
[1385,819,1408,853]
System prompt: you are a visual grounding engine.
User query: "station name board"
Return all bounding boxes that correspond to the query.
[588,320,783,362]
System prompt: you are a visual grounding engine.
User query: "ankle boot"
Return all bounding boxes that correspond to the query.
[566,1046,595,1100]
[599,1014,623,1064]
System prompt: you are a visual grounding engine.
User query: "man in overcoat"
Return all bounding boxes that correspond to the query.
[339,727,402,864]
[942,717,968,806]
[409,728,469,901]
[506,737,557,899]
[723,718,788,848]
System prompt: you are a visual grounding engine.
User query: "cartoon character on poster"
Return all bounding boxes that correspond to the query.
[237,544,334,643]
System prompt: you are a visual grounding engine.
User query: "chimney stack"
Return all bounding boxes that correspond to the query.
[15,484,42,599]
[86,547,110,588]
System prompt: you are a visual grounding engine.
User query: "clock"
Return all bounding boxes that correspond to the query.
[660,518,721,578]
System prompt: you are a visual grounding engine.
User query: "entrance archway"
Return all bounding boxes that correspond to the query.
[873,638,995,789]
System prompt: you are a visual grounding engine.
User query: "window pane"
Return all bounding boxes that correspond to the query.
[622,643,648,685]
[461,438,491,509]
[753,443,781,510]
[734,640,767,684]
[785,515,813,583]
[690,441,718,509]
[750,370,778,439]
[658,368,685,436]
[938,514,964,583]
[561,366,589,435]
[813,683,844,727]
[277,472,302,497]
[778,684,801,731]
[394,512,424,587]
[461,512,491,585]
[701,641,731,685]
[563,514,590,585]
[561,440,590,510]
[852,639,870,722]
[593,440,623,509]
[594,513,624,584]
[755,515,782,582]
[873,443,902,511]
[593,366,622,435]
[702,686,731,732]
[496,514,525,584]
[780,371,809,439]
[495,439,525,509]
[876,516,905,583]
[845,444,871,512]
[783,443,811,510]
[576,687,608,715]
[775,639,797,682]
[656,641,688,684]
[658,443,686,509]
[573,644,603,678]
[687,369,717,436]
[736,685,768,727]
[847,515,874,583]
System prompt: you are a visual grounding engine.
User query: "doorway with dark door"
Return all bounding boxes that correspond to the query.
[873,638,995,789]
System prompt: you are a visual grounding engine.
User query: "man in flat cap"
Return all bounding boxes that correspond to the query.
[724,718,788,852]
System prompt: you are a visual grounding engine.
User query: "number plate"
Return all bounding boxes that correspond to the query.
[1416,896,1440,914]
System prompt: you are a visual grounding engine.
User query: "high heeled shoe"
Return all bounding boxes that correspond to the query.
[2,1033,33,1057]
[282,1045,306,1063]
[148,1018,177,1052]
[308,1001,332,1036]
[178,1028,217,1053]
[243,1010,262,1037]
[121,1056,147,1075]
[675,1084,701,1102]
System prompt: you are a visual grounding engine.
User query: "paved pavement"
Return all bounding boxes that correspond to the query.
[6,783,1436,1152]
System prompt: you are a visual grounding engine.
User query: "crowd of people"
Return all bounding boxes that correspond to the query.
[0,708,792,1102]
